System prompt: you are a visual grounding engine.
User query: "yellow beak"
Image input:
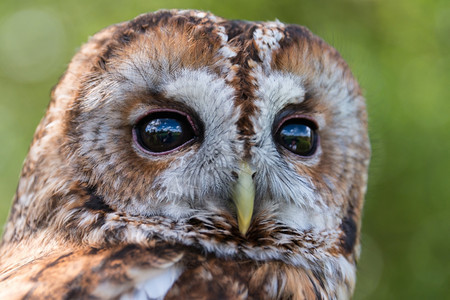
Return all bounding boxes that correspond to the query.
[232,162,255,236]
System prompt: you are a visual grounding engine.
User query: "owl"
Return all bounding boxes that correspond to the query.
[0,9,370,299]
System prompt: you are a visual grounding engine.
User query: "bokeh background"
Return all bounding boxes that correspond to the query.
[0,0,449,298]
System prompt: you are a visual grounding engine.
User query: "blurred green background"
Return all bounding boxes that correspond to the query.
[0,0,449,298]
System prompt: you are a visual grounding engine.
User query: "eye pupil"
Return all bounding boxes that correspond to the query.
[276,119,317,156]
[135,112,196,153]
[143,118,182,150]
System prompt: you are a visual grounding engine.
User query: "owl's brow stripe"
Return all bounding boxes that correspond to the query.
[222,21,276,157]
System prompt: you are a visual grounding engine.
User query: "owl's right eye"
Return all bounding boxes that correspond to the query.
[134,110,197,154]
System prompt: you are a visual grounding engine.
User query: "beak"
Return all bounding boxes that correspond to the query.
[232,162,255,236]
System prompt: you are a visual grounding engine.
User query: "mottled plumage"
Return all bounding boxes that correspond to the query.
[0,10,370,299]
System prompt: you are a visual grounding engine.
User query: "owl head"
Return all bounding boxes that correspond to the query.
[2,9,370,298]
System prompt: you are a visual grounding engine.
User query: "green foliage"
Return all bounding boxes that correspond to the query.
[0,0,448,298]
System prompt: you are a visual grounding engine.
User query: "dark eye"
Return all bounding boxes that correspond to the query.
[134,110,197,154]
[275,118,318,156]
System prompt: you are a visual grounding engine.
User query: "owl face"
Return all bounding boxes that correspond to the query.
[63,11,367,228]
[1,10,370,298]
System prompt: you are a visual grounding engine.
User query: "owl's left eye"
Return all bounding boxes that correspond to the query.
[275,117,318,156]
[134,110,197,154]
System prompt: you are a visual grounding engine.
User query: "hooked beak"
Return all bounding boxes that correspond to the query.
[232,162,255,236]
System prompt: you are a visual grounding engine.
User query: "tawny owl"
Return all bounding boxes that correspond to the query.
[0,10,370,299]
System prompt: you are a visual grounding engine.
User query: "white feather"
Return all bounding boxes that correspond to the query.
[121,265,183,300]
